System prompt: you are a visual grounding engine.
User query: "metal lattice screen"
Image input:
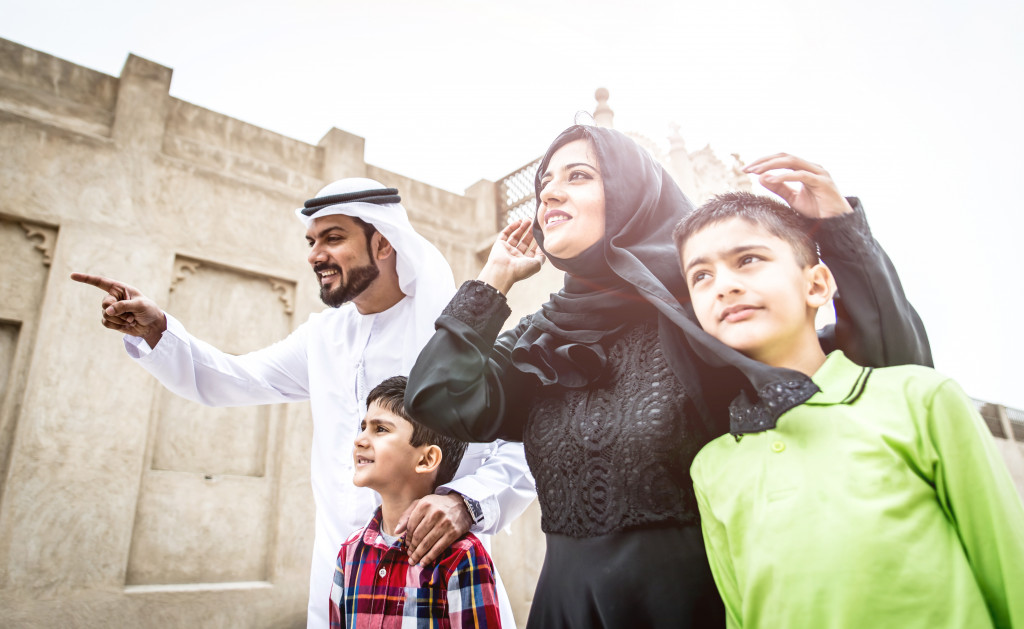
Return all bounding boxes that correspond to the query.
[495,157,541,231]
[976,399,1007,438]
[1006,406,1024,441]
[973,398,1024,441]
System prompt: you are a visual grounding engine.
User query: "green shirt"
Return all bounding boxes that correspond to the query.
[691,351,1024,629]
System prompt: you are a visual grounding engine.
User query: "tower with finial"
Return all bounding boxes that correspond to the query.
[593,87,614,128]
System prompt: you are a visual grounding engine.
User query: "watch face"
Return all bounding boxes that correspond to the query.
[463,496,484,522]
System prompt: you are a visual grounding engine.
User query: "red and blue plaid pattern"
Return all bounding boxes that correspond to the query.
[330,509,501,628]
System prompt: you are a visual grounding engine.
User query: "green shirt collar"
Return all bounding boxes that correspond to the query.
[805,351,873,406]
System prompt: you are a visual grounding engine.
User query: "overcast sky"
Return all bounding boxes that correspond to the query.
[4,0,1023,408]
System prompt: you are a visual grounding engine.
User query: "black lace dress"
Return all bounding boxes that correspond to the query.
[409,281,724,627]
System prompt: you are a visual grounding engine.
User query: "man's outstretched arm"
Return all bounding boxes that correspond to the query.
[70,272,311,406]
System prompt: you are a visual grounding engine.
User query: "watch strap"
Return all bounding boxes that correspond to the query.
[460,494,484,525]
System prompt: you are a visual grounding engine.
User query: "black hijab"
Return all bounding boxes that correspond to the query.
[510,125,819,436]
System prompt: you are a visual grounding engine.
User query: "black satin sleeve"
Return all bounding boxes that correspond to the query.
[812,197,933,368]
[405,280,539,442]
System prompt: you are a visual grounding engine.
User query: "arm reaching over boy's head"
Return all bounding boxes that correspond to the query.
[743,153,852,219]
[743,152,932,368]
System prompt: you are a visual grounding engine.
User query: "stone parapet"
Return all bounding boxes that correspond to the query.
[0,39,117,138]
[163,100,325,195]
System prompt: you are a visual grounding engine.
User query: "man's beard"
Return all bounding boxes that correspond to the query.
[318,262,380,307]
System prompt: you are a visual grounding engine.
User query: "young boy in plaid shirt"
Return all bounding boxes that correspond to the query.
[329,375,501,628]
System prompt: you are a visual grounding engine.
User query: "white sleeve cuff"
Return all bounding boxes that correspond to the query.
[437,476,497,534]
[122,312,182,361]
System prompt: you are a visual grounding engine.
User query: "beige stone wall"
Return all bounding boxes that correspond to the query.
[0,38,540,628]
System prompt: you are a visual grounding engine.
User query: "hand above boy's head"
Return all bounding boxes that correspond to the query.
[743,153,853,220]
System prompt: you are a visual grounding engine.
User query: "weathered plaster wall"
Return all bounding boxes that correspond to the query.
[0,38,539,628]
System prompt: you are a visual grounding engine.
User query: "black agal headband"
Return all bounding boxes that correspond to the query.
[300,188,401,217]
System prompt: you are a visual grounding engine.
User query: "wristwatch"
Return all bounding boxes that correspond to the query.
[460,494,484,525]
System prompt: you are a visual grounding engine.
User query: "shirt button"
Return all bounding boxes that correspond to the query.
[378,568,387,578]
[771,441,785,453]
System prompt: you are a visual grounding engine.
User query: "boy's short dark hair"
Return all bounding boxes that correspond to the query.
[366,376,468,489]
[672,191,819,268]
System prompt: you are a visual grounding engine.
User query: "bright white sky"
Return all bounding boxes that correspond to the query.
[4,0,1023,408]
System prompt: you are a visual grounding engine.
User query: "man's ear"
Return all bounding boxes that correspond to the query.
[374,233,394,260]
[806,262,835,309]
[415,445,442,476]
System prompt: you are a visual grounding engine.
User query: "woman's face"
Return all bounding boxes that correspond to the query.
[537,139,606,259]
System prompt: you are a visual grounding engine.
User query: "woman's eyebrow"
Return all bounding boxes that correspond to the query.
[541,162,598,180]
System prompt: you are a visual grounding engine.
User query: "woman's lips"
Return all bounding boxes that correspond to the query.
[543,209,572,229]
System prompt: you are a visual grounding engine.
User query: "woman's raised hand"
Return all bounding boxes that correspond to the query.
[744,153,853,219]
[477,219,545,295]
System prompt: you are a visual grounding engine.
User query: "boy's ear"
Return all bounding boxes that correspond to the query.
[806,262,836,309]
[414,445,442,477]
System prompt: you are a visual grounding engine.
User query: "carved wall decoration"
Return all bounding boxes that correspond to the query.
[169,259,201,291]
[268,279,295,315]
[18,222,56,266]
[0,216,57,514]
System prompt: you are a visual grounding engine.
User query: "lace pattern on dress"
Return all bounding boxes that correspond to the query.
[442,280,512,341]
[524,321,703,538]
[728,379,820,435]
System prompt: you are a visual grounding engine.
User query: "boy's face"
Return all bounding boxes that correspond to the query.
[352,401,425,491]
[681,217,826,364]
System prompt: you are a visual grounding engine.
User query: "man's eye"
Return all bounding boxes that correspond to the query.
[690,271,709,285]
[376,425,388,433]
[739,255,761,266]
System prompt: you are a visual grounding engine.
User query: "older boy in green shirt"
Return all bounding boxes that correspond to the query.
[673,161,1024,628]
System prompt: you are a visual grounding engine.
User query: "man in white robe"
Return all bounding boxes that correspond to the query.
[72,179,535,628]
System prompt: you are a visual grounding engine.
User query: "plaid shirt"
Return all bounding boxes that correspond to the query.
[330,508,501,628]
